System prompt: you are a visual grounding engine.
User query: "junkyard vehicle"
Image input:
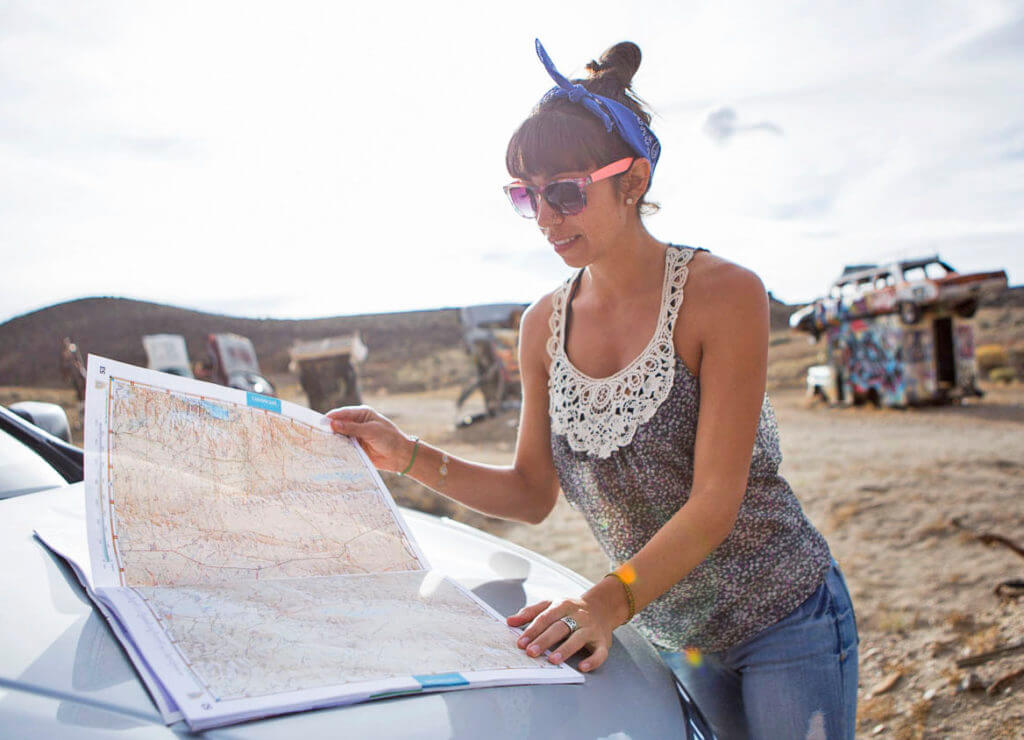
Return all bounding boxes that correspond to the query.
[456,304,527,425]
[0,404,713,739]
[288,333,367,413]
[142,334,194,378]
[792,256,1007,406]
[200,332,275,396]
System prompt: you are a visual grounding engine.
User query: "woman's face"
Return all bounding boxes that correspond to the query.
[526,167,632,268]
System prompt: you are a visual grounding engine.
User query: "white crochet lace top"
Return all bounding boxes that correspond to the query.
[546,245,695,459]
[545,244,833,652]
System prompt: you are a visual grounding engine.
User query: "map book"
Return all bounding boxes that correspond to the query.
[37,356,580,731]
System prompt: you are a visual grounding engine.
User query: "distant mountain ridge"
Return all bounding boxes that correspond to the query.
[0,297,465,389]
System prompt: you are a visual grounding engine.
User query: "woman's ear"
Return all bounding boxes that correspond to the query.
[622,158,651,204]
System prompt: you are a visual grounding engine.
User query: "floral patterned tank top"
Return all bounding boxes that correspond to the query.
[547,245,832,652]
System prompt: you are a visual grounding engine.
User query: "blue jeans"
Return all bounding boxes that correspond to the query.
[661,562,858,739]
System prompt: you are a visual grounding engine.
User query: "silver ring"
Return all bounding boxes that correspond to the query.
[559,616,579,635]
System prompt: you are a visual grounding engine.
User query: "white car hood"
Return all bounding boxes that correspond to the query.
[0,484,690,738]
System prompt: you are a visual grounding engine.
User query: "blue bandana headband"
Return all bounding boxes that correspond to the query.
[535,39,661,178]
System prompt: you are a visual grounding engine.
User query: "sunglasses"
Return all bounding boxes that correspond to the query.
[503,157,635,219]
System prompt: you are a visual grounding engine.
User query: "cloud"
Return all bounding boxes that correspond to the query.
[772,195,835,220]
[948,10,1024,62]
[702,106,784,143]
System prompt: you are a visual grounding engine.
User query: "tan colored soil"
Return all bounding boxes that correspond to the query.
[361,383,1024,740]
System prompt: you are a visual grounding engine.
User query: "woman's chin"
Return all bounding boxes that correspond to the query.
[553,241,591,268]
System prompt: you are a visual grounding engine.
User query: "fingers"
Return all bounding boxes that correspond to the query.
[525,618,581,661]
[511,602,559,647]
[578,644,609,673]
[325,405,374,433]
[506,600,551,628]
[510,599,614,672]
[325,405,373,421]
[547,630,587,665]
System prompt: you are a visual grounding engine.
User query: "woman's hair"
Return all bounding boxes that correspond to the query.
[506,41,658,214]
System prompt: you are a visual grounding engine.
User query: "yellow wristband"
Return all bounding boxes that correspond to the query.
[606,569,637,623]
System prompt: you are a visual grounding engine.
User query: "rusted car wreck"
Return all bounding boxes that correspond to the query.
[790,256,1007,407]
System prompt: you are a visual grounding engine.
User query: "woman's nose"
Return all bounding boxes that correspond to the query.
[535,197,564,228]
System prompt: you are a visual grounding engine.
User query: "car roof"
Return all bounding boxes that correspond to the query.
[832,255,955,287]
[0,485,690,738]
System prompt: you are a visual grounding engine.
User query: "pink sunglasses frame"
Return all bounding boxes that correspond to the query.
[503,157,636,219]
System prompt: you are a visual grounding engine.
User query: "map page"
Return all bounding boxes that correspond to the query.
[80,356,579,730]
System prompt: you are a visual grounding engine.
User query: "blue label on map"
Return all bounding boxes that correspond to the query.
[246,393,281,413]
[199,401,230,420]
[413,673,469,689]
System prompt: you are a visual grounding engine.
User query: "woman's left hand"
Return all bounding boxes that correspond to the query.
[506,584,625,672]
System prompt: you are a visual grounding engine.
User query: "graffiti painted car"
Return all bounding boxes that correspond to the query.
[791,256,1007,337]
[792,256,1007,407]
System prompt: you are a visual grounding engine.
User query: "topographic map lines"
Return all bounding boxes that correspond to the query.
[136,572,548,702]
[105,378,423,587]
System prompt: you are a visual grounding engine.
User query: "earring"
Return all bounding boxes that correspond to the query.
[626,197,635,205]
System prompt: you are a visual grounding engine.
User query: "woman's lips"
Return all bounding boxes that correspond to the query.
[551,235,580,254]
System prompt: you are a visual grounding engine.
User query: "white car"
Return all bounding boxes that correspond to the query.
[805,365,837,404]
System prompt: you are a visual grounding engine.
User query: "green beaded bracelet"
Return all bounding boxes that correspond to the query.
[399,436,419,476]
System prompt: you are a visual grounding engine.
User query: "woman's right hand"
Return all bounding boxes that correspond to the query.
[325,406,415,472]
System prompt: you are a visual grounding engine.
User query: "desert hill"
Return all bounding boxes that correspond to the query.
[0,297,467,391]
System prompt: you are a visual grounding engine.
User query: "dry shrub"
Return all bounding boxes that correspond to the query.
[939,665,963,685]
[946,610,975,631]
[915,518,949,538]
[1009,342,1024,370]
[964,624,1002,655]
[976,344,1008,376]
[858,694,897,725]
[877,609,920,633]
[893,726,921,740]
[891,699,932,740]
[908,698,932,725]
[825,502,860,533]
[989,366,1016,384]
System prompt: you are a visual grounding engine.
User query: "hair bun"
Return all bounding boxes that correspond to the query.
[586,41,642,86]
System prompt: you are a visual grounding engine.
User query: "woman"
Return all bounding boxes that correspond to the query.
[329,40,858,739]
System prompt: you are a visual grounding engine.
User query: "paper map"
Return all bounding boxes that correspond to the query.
[64,356,578,730]
[99,378,422,586]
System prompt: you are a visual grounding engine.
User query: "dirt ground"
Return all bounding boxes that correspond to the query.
[4,380,1022,739]
[357,383,1024,740]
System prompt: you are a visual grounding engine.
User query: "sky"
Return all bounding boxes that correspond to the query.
[2,0,1022,323]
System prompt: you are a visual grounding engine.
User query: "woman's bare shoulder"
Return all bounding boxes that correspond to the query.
[517,287,562,369]
[520,288,558,336]
[683,250,769,345]
[686,250,767,309]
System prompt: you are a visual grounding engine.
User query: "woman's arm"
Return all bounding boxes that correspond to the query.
[510,259,770,670]
[327,295,561,524]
